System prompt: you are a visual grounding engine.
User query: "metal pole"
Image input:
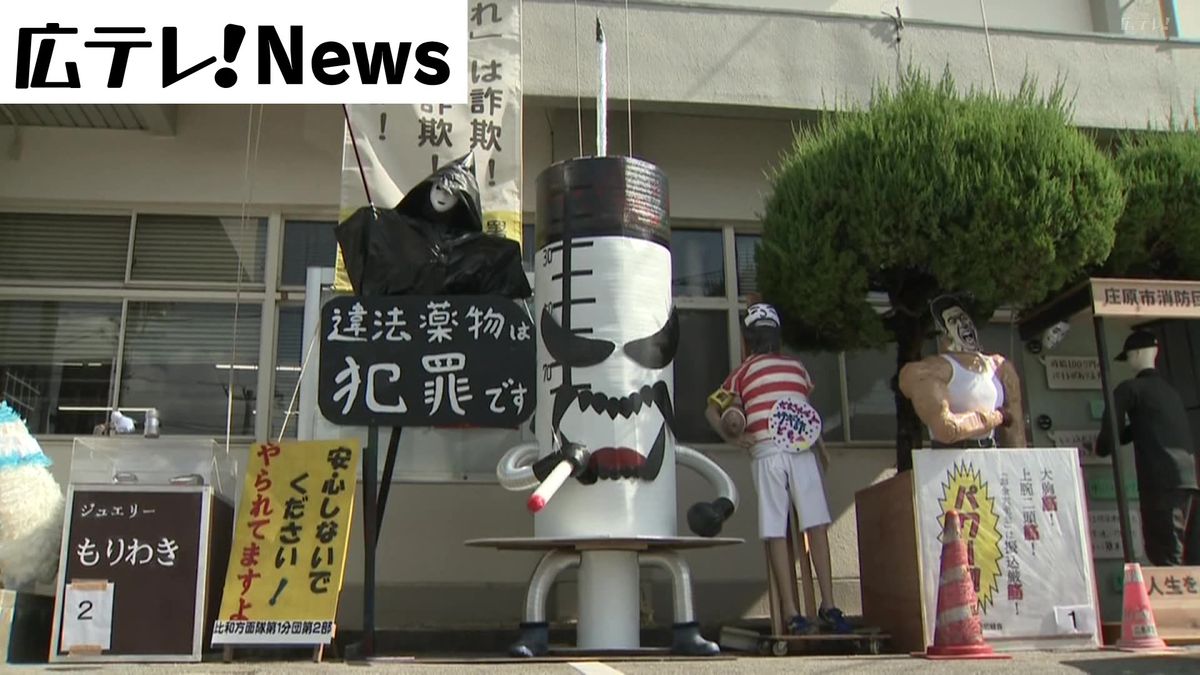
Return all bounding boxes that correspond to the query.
[375,426,402,545]
[1093,315,1135,562]
[596,17,607,156]
[978,0,999,96]
[361,424,379,655]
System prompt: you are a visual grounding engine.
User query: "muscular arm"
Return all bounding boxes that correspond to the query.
[995,357,1027,448]
[898,357,1007,445]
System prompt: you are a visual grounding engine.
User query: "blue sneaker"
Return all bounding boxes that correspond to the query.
[818,606,853,634]
[786,614,814,635]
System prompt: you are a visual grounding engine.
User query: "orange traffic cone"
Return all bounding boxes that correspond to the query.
[1110,563,1176,652]
[915,510,1010,660]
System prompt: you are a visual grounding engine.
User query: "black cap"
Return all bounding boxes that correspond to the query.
[1116,330,1158,361]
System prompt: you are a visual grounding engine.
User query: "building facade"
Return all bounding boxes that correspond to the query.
[1,0,1198,630]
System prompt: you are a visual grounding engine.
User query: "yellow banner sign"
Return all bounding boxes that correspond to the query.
[212,440,359,645]
[1091,278,1200,319]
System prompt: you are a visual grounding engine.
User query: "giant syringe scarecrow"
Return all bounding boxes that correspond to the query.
[468,18,742,657]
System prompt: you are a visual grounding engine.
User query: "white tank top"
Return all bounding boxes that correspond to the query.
[934,353,1004,441]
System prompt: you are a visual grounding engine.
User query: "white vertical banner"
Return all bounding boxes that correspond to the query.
[912,448,1100,651]
[336,0,522,292]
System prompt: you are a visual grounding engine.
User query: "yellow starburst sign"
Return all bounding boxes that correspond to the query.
[937,462,1004,612]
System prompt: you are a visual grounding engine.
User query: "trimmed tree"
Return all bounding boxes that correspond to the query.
[757,68,1124,470]
[1104,127,1200,279]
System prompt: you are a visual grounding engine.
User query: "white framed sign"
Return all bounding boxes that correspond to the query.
[1041,356,1101,391]
[912,448,1100,651]
[1089,508,1144,560]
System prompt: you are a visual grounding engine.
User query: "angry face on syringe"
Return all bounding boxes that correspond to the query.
[541,306,679,483]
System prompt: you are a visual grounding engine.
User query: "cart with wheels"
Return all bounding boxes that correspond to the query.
[719,506,891,657]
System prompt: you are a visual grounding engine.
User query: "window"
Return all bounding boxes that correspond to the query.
[522,222,535,271]
[783,348,843,441]
[0,300,122,435]
[0,212,130,283]
[8,207,1014,448]
[671,229,725,297]
[272,305,306,440]
[674,309,730,443]
[131,214,267,284]
[119,301,262,435]
[735,234,761,298]
[281,220,337,287]
[845,345,900,441]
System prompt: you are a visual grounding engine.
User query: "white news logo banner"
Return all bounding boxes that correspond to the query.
[2,2,466,103]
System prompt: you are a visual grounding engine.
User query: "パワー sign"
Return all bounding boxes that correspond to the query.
[912,448,1099,651]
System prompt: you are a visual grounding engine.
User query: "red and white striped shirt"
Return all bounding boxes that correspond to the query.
[722,353,814,442]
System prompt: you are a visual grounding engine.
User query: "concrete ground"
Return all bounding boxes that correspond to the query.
[15,649,1200,674]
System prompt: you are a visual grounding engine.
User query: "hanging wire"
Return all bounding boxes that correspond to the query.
[624,0,632,156]
[225,104,264,455]
[273,106,370,443]
[574,0,583,156]
[979,0,999,96]
[342,104,376,211]
[277,328,320,443]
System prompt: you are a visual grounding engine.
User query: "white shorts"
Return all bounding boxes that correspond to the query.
[751,449,831,539]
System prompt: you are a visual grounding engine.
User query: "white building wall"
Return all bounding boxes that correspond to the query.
[524,1,1200,130]
[3,1,1197,631]
[3,103,885,627]
[648,0,1095,34]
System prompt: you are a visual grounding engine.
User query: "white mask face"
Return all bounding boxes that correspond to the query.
[430,184,458,213]
[1041,321,1070,352]
[1124,346,1158,372]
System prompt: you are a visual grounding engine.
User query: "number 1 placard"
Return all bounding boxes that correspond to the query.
[61,582,114,652]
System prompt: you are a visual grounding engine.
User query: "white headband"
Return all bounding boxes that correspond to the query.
[744,303,780,328]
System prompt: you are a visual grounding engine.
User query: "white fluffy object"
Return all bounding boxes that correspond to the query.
[0,464,65,589]
[0,403,66,589]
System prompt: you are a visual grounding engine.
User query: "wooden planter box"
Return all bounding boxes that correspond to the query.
[854,472,926,654]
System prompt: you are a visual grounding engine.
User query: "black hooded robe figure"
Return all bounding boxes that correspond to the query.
[336,152,532,298]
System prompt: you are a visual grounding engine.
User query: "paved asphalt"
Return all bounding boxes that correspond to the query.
[18,648,1200,674]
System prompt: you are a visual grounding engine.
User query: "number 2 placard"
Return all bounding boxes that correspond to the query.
[61,581,115,652]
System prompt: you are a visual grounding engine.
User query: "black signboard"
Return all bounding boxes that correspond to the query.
[50,486,231,661]
[318,295,536,427]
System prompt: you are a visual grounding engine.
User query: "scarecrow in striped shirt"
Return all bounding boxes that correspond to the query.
[704,302,851,635]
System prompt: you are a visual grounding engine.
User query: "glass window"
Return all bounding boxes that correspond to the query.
[281,220,337,287]
[0,212,130,283]
[522,222,535,272]
[0,300,122,435]
[674,309,730,443]
[846,344,900,441]
[271,305,305,440]
[671,229,725,297]
[119,301,262,435]
[131,214,267,284]
[780,347,843,442]
[735,234,761,298]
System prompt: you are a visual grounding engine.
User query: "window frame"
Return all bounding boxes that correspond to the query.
[0,202,287,442]
[2,203,1024,451]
